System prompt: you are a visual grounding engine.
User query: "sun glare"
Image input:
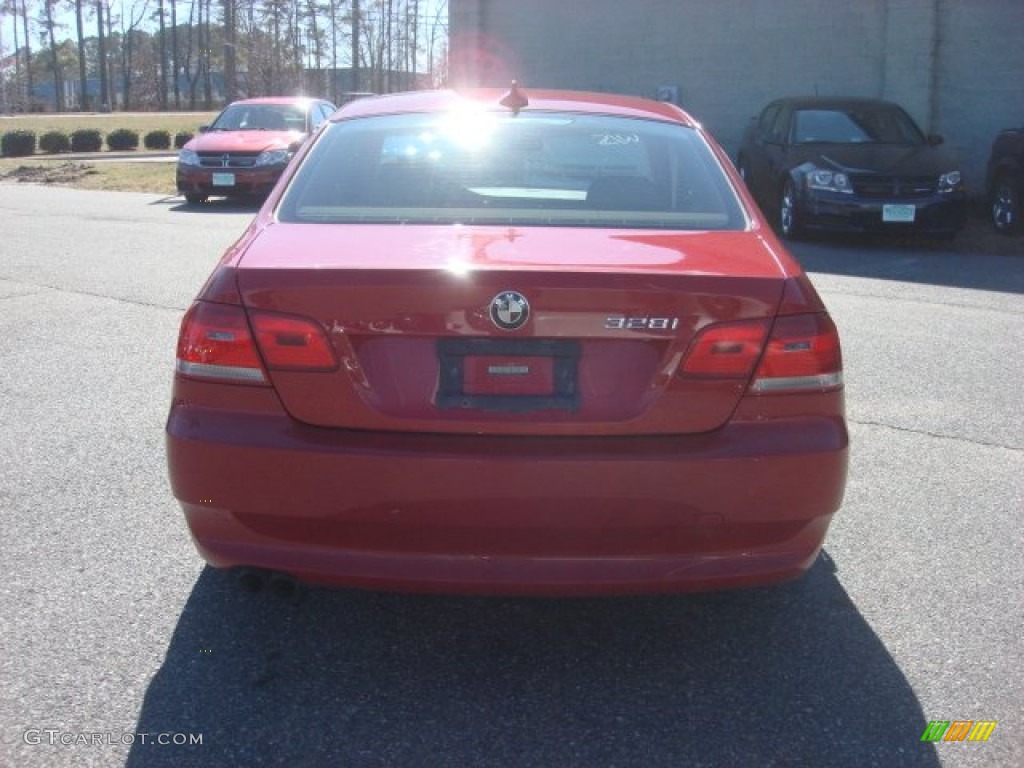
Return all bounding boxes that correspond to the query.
[437,107,498,151]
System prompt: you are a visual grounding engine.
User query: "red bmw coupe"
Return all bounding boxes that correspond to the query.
[167,85,848,595]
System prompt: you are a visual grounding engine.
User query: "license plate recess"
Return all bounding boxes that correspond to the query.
[437,338,580,412]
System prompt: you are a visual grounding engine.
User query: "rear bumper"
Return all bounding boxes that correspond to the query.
[167,401,848,595]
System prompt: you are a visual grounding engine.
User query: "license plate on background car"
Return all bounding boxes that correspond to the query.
[436,338,581,413]
[883,204,916,222]
[212,173,236,187]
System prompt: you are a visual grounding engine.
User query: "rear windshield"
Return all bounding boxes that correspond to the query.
[277,111,746,230]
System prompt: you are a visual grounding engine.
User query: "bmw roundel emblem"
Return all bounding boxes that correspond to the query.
[489,290,530,331]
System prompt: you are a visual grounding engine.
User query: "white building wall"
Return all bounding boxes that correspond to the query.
[936,0,1024,189]
[450,0,1024,194]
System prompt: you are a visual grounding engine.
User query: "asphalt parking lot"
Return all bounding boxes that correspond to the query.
[0,184,1021,768]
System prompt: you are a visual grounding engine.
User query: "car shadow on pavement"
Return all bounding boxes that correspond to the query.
[126,553,940,768]
[160,197,264,214]
[787,228,1024,295]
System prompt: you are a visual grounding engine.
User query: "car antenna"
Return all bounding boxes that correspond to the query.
[499,81,529,115]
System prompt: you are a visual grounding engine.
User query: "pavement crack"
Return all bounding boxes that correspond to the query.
[850,418,1021,452]
[0,277,186,312]
[0,289,46,302]
[814,286,1024,316]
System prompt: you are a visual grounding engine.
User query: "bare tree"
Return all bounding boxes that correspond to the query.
[181,0,199,107]
[9,0,446,112]
[425,1,445,86]
[350,0,358,91]
[40,0,64,110]
[201,0,214,108]
[403,0,411,78]
[384,0,391,91]
[156,0,166,108]
[96,0,109,108]
[170,0,177,107]
[118,0,150,110]
[241,0,295,96]
[71,0,88,108]
[19,0,33,106]
[304,0,328,94]
[221,0,234,101]
[3,0,25,107]
[327,0,337,100]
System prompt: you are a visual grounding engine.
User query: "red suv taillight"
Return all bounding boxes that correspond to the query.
[681,313,842,394]
[176,302,337,384]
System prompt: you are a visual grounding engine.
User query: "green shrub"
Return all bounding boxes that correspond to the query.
[70,129,103,153]
[39,131,71,154]
[174,131,194,149]
[144,130,172,150]
[1,130,37,157]
[106,128,139,151]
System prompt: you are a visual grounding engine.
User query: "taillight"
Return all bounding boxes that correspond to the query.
[750,313,843,393]
[679,313,843,394]
[681,319,770,378]
[176,302,338,383]
[176,302,267,384]
[250,311,337,371]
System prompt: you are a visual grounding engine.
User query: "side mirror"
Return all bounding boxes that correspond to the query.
[199,125,210,133]
[927,134,944,146]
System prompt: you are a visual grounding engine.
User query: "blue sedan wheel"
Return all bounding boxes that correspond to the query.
[779,180,804,240]
[992,174,1021,234]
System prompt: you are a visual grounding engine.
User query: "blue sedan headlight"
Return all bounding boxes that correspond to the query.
[256,149,292,166]
[178,149,200,166]
[938,171,962,193]
[807,169,853,194]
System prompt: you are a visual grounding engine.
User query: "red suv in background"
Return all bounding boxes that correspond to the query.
[176,97,337,204]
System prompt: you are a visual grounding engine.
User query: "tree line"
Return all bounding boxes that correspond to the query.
[0,0,448,112]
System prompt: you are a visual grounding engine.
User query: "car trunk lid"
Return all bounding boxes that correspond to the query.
[234,223,788,435]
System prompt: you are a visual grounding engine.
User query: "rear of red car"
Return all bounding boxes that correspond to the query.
[167,89,847,595]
